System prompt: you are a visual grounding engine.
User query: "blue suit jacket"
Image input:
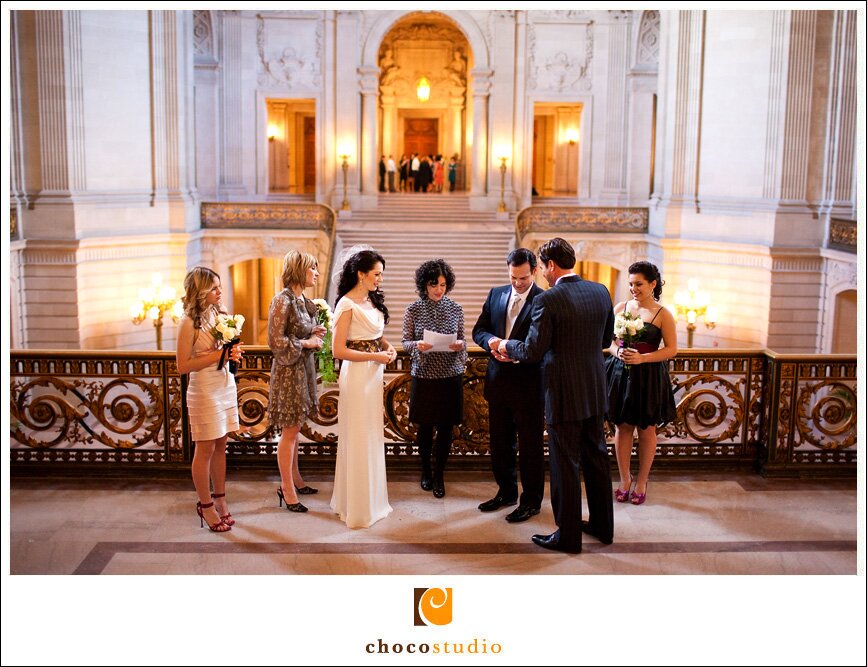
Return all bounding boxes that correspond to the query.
[506,275,614,424]
[472,283,543,404]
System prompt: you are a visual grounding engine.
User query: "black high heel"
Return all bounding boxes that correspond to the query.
[295,485,319,495]
[277,487,308,513]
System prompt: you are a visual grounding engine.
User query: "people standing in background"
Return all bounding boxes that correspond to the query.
[386,155,397,193]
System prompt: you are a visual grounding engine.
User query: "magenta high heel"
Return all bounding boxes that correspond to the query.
[631,481,648,505]
[614,477,633,503]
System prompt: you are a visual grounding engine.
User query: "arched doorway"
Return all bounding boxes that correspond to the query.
[378,13,472,191]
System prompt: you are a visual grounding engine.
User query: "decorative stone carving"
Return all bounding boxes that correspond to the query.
[637,10,660,67]
[256,14,321,89]
[193,10,213,57]
[529,22,593,92]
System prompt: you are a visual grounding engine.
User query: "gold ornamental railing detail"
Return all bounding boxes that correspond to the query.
[515,206,649,238]
[10,348,856,475]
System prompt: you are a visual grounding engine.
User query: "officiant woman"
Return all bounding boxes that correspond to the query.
[402,259,468,499]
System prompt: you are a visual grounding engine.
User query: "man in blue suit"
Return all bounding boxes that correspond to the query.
[473,248,545,523]
[496,238,615,553]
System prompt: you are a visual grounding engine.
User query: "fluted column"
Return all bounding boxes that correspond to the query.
[821,9,856,218]
[149,10,193,207]
[601,11,630,202]
[219,11,245,195]
[359,66,380,198]
[670,10,704,203]
[470,69,492,197]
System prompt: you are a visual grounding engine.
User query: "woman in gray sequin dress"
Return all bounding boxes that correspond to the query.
[268,250,327,512]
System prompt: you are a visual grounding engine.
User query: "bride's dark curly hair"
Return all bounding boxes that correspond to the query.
[336,249,389,324]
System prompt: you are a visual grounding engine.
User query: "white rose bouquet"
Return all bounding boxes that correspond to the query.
[212,313,245,374]
[312,299,337,384]
[613,310,645,373]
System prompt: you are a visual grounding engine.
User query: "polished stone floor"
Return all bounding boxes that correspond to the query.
[9,470,857,575]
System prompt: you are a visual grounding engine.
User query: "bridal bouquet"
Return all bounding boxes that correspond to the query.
[212,313,245,374]
[312,298,337,384]
[613,311,645,373]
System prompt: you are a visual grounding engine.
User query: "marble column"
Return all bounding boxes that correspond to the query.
[448,92,464,161]
[358,66,379,200]
[380,88,397,157]
[470,69,492,197]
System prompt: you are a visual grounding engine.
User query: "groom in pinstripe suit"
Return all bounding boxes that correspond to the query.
[496,238,615,553]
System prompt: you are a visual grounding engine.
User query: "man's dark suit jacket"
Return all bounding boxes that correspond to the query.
[505,275,614,424]
[473,283,543,404]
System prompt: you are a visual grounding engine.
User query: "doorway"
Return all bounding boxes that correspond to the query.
[266,98,315,194]
[230,258,283,345]
[533,102,582,197]
[404,118,439,158]
[831,289,856,353]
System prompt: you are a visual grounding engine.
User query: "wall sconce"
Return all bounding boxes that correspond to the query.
[416,76,431,103]
[267,123,278,142]
[565,127,579,146]
[130,273,183,350]
[673,279,717,348]
[496,156,509,213]
[338,154,350,211]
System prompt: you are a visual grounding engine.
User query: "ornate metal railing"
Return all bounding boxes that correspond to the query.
[515,206,649,238]
[10,348,856,476]
[828,218,856,253]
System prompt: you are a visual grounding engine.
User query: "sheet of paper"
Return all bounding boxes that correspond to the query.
[422,329,457,352]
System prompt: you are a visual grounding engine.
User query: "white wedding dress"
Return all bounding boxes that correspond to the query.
[330,297,393,528]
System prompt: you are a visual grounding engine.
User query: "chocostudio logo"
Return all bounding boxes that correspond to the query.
[414,587,452,626]
[363,587,503,655]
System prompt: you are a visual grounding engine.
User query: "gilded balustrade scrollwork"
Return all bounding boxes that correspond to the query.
[516,206,649,237]
[9,348,856,473]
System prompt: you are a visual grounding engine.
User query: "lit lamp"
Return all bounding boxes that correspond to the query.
[130,273,183,350]
[565,127,579,146]
[673,279,717,348]
[338,152,350,211]
[496,155,509,213]
[416,76,430,103]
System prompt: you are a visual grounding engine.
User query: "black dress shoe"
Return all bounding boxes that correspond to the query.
[531,531,581,554]
[420,472,433,491]
[478,495,518,512]
[505,505,540,523]
[580,520,613,545]
[432,473,445,498]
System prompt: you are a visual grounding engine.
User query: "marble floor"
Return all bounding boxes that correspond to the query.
[9,470,858,575]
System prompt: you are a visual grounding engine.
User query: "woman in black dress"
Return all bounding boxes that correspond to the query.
[605,261,677,505]
[402,259,467,498]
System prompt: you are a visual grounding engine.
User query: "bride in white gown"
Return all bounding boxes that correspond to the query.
[330,248,397,528]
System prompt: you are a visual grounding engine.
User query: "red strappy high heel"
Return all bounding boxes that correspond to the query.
[211,492,235,526]
[196,501,231,532]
